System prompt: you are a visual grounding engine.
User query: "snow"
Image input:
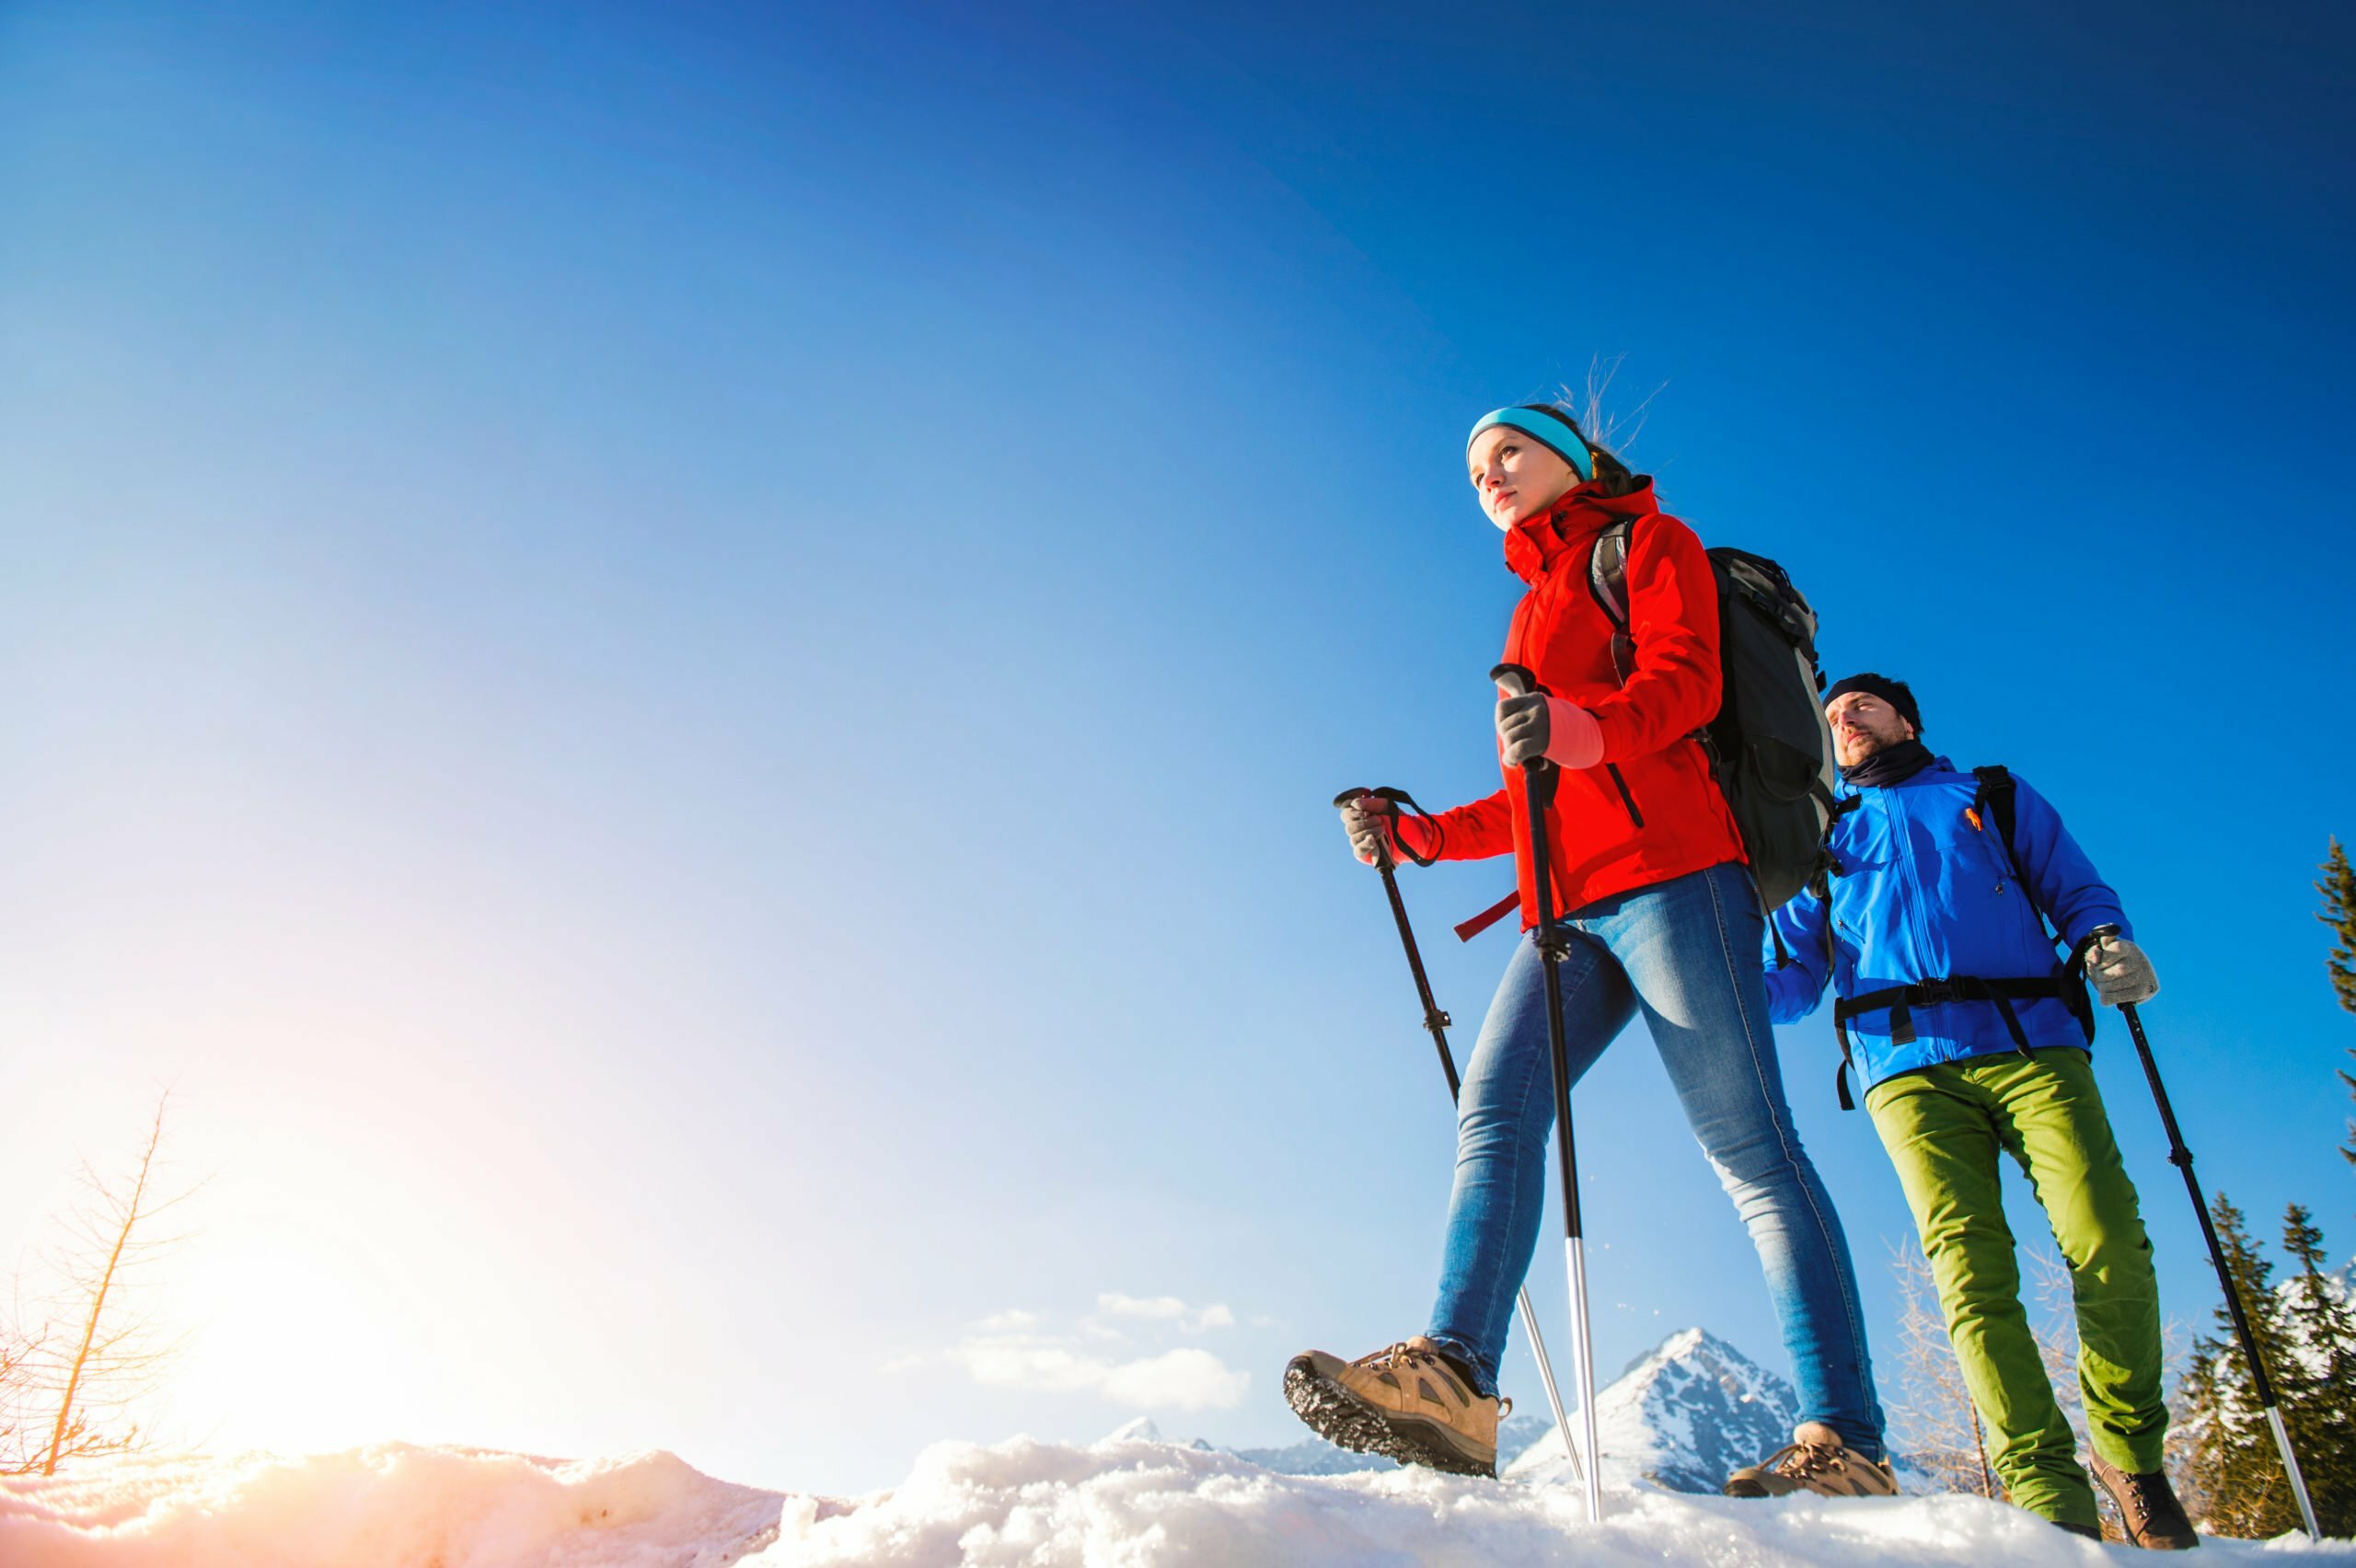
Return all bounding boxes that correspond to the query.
[0,1445,784,1567]
[4,1435,2351,1567]
[6,1326,2355,1567]
[754,1435,2353,1566]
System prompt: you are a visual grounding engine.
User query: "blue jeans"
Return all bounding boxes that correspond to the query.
[1425,862,1887,1459]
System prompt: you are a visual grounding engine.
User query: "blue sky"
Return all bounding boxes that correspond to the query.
[2,0,2351,1493]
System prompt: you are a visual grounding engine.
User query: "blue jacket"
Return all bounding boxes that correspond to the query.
[1764,756,2131,1093]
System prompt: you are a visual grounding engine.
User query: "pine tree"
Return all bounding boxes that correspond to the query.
[2318,838,2356,1168]
[2277,1205,2356,1533]
[2178,1194,2305,1537]
[2323,839,2356,1016]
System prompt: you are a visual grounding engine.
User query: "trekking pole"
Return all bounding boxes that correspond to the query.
[2088,926,2321,1540]
[1332,787,1585,1488]
[1490,664,1603,1524]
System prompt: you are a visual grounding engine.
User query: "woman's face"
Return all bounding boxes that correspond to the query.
[1468,425,1580,530]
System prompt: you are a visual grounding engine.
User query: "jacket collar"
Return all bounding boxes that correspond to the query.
[1501,477,1659,585]
[1835,753,1962,801]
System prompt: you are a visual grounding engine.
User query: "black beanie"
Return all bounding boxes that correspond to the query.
[1825,673,1923,734]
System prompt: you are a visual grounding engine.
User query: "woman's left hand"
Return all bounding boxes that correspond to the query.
[1496,693,1605,770]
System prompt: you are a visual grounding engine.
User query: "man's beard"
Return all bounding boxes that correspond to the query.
[1841,730,1901,767]
[1842,734,1934,787]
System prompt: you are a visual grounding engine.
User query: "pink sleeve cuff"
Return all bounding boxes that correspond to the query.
[1543,697,1606,771]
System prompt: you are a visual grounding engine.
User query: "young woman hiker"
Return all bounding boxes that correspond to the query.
[1286,402,1893,1497]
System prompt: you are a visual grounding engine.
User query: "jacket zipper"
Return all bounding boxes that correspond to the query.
[1888,789,1937,980]
[1604,763,1644,828]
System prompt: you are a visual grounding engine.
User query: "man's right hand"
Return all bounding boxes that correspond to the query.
[2085,933,2160,1007]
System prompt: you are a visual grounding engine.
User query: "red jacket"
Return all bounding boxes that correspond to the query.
[1423,478,1743,922]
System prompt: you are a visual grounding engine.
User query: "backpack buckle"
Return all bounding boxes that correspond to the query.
[1912,977,1962,1008]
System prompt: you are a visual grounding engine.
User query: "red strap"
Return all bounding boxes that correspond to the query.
[1454,889,1521,943]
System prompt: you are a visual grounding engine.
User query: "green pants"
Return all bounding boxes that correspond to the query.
[1865,1048,2166,1527]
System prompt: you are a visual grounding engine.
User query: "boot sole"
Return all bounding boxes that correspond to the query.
[1282,1356,1496,1479]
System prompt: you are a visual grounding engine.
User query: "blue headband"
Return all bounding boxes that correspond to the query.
[1467,406,1592,482]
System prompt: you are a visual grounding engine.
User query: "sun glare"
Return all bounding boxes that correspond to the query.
[163,1229,440,1456]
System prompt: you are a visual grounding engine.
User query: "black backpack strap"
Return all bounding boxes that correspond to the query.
[1836,975,2060,1060]
[1969,765,2096,1044]
[1582,514,1650,832]
[1969,767,2019,865]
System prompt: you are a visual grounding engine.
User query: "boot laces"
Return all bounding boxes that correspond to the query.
[2111,1469,2165,1514]
[1767,1436,1848,1482]
[1348,1343,1504,1412]
[1352,1342,1423,1371]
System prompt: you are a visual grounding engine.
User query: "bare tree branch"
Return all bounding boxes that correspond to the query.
[0,1092,200,1476]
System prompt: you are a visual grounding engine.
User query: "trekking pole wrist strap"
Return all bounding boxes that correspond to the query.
[1367,786,1443,868]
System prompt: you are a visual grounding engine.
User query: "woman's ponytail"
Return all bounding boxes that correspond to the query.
[1538,400,1644,499]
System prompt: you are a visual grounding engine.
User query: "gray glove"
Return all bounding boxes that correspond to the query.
[2085,933,2159,1007]
[1496,691,1550,767]
[1339,793,1398,866]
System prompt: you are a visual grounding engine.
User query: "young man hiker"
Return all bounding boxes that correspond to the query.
[1763,673,2198,1549]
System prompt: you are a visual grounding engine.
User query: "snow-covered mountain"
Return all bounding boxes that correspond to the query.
[1098,1416,1216,1452]
[1506,1326,1797,1493]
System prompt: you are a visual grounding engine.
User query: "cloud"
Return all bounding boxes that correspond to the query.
[1095,1294,1234,1333]
[1101,1349,1250,1409]
[951,1340,1250,1412]
[937,1293,1252,1411]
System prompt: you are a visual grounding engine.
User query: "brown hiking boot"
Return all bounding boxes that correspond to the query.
[1722,1422,1900,1499]
[1283,1336,1506,1478]
[2088,1454,2199,1551]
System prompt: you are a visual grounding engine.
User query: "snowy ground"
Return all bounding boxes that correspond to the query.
[3,1434,2350,1567]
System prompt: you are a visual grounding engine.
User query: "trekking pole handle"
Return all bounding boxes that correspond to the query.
[1331,786,1412,811]
[1490,664,1557,776]
[2072,922,2120,973]
[1490,664,1559,800]
[1334,786,1400,871]
[1489,663,1538,700]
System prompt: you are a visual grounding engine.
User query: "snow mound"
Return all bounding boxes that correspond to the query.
[752,1435,2355,1567]
[3,1434,2350,1567]
[0,1444,785,1568]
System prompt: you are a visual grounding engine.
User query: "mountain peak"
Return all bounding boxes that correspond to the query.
[1623,1324,1715,1376]
[1507,1326,1797,1494]
[1097,1416,1163,1445]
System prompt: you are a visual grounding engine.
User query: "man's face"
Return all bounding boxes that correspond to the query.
[1827,690,1916,768]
